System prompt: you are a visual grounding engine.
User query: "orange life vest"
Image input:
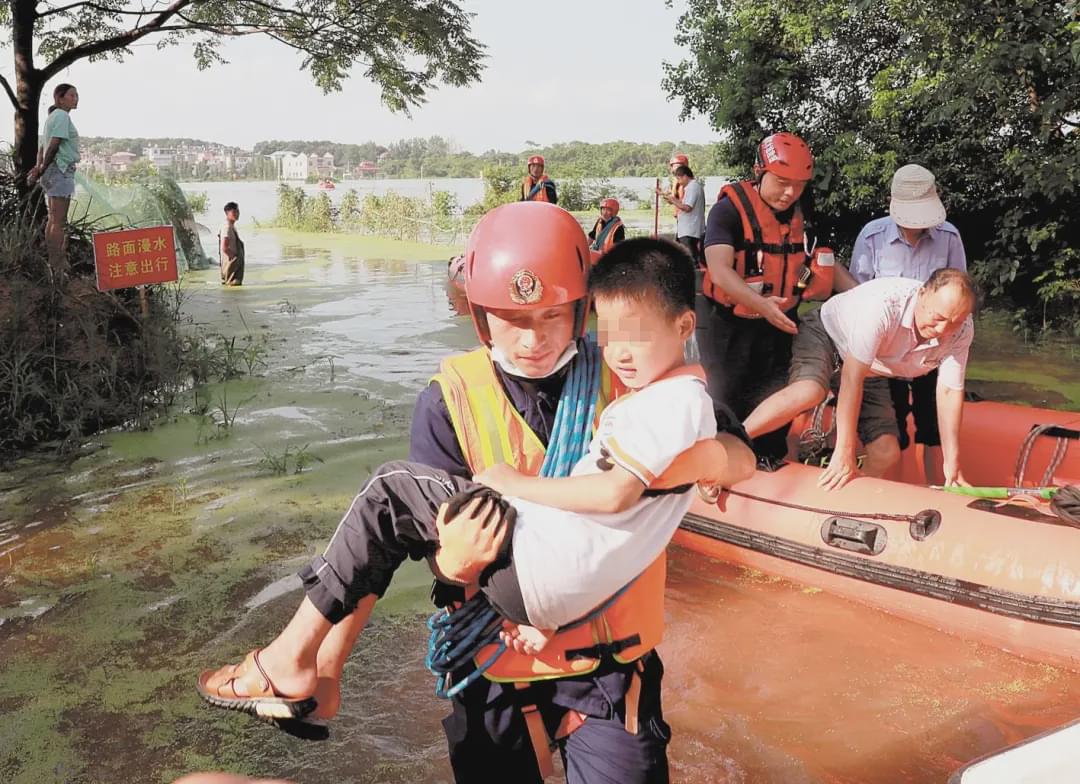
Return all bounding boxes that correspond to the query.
[477,365,725,683]
[522,174,553,203]
[589,216,623,254]
[702,180,833,314]
[432,347,676,682]
[670,179,684,218]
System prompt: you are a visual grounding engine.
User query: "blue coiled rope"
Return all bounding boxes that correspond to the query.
[426,338,603,699]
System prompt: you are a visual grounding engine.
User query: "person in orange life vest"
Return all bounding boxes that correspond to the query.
[666,152,689,218]
[697,132,827,463]
[196,203,755,784]
[520,154,558,203]
[587,197,625,254]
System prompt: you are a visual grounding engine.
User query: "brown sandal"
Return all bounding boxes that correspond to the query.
[196,650,316,721]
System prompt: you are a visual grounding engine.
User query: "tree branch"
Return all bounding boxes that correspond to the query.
[40,0,194,80]
[0,72,17,110]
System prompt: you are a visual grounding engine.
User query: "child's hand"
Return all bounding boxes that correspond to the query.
[473,463,522,495]
[499,620,554,655]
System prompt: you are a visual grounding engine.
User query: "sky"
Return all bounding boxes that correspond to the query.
[2,0,717,152]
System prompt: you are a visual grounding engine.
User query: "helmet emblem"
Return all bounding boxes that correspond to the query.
[509,269,544,305]
[760,137,779,164]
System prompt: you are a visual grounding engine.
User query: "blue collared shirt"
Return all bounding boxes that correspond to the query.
[849,217,967,284]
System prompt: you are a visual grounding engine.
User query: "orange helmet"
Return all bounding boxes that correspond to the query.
[669,153,689,167]
[527,155,545,168]
[463,202,590,344]
[600,197,620,215]
[754,133,813,181]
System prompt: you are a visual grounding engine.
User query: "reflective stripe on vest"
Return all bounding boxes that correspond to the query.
[432,348,547,476]
[702,179,808,310]
[523,175,552,203]
[590,217,623,253]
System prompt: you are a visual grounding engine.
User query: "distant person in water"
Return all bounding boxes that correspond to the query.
[27,83,80,267]
[219,202,245,286]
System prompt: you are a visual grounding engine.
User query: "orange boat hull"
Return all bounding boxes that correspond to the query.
[675,399,1080,670]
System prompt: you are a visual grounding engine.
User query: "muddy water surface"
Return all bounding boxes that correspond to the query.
[1,229,1078,784]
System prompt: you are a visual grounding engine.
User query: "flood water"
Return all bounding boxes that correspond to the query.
[1,228,1078,783]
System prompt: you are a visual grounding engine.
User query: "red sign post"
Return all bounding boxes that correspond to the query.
[92,225,179,292]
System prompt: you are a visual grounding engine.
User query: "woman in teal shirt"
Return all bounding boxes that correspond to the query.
[28,83,80,267]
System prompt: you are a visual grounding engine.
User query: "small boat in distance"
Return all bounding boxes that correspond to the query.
[317,179,336,190]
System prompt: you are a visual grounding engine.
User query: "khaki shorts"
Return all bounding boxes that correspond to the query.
[789,308,900,446]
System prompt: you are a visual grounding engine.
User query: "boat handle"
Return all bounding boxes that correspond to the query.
[819,517,887,556]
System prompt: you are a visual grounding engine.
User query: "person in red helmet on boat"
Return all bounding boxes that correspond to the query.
[520,154,557,203]
[588,197,625,254]
[697,132,835,465]
[744,267,976,491]
[196,203,755,784]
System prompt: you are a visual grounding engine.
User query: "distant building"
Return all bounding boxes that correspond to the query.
[82,154,110,175]
[355,160,379,178]
[280,152,310,181]
[308,152,335,179]
[144,146,178,171]
[110,151,138,172]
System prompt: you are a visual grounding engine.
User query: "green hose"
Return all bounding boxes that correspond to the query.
[931,485,1059,500]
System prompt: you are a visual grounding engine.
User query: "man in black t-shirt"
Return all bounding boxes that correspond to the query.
[697,133,816,462]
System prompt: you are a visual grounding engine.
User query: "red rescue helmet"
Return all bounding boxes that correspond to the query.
[754,132,814,181]
[463,202,590,345]
[527,155,545,168]
[600,197,620,215]
[669,153,689,167]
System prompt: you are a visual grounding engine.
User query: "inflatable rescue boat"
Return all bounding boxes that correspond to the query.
[675,400,1080,669]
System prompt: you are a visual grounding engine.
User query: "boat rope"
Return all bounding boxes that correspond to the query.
[1013,423,1070,487]
[721,489,926,524]
[797,398,835,463]
[1050,485,1080,528]
[425,338,602,699]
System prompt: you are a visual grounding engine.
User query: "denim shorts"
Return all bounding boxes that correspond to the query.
[40,163,76,199]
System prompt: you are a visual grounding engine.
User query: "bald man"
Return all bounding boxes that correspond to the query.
[745,268,977,491]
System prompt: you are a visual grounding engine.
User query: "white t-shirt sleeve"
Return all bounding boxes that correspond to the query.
[601,378,715,485]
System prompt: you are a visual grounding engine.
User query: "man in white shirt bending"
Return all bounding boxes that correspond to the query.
[744,269,976,491]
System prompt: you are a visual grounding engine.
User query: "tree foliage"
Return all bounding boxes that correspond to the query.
[1,0,485,180]
[664,0,1080,331]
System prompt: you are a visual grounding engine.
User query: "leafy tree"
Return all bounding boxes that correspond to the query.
[0,0,484,186]
[664,0,1080,330]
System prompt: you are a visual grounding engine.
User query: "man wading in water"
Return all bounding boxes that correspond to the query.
[219,201,245,286]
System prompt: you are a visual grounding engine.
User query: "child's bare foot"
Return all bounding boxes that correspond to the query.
[499,622,555,655]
